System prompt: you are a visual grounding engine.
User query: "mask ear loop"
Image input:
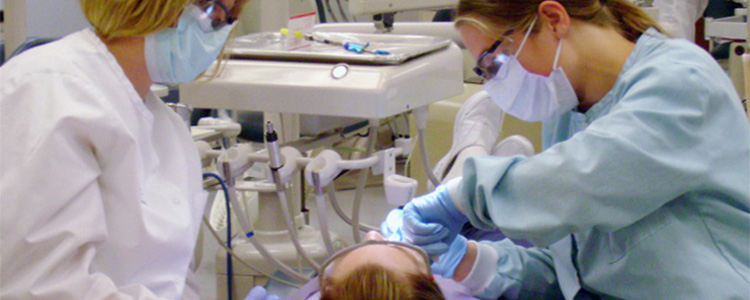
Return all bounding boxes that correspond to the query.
[514,15,538,57]
[553,36,564,69]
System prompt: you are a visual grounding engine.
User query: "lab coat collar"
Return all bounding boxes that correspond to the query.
[78,28,155,125]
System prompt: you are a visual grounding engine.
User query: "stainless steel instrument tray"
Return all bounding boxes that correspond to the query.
[229,31,452,65]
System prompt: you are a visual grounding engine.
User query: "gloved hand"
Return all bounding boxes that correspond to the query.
[431,235,468,279]
[244,286,280,300]
[402,185,468,256]
[380,208,405,241]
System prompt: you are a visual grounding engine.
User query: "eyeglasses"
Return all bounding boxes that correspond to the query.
[198,0,236,30]
[318,240,432,291]
[473,34,514,80]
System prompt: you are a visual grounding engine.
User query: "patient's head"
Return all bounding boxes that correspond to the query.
[319,231,445,300]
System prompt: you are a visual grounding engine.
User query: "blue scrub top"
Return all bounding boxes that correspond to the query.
[459,29,750,299]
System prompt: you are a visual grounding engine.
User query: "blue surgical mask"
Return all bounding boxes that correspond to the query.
[483,16,579,122]
[144,5,233,83]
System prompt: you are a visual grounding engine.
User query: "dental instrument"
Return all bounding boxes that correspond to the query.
[265,122,322,272]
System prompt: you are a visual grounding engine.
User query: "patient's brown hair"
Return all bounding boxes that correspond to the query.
[320,263,445,300]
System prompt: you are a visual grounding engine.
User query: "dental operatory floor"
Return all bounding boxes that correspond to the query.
[193,179,395,300]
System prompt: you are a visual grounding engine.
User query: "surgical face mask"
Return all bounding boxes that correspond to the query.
[144,5,234,84]
[482,17,579,122]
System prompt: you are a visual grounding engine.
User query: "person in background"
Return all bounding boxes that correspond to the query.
[652,0,709,42]
[0,0,272,299]
[396,0,750,299]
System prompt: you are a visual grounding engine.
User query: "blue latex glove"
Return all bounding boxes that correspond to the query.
[431,235,468,279]
[244,286,280,300]
[380,208,404,241]
[402,185,468,256]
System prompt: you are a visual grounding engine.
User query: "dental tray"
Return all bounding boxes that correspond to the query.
[229,31,452,65]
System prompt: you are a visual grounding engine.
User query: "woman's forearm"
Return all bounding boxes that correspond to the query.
[452,240,478,282]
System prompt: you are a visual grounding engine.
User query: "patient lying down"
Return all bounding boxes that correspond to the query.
[288,229,482,300]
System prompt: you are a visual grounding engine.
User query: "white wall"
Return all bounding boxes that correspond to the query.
[25,0,89,38]
[4,0,89,55]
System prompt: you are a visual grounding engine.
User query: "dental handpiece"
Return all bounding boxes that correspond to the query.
[265,121,323,270]
[265,122,283,172]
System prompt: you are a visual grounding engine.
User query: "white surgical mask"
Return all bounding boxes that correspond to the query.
[483,17,579,122]
[144,5,233,84]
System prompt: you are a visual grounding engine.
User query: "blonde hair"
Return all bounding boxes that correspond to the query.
[455,0,667,42]
[320,263,445,300]
[80,0,249,81]
[199,25,240,81]
[79,0,193,40]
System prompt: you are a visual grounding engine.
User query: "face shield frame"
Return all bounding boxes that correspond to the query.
[197,0,236,30]
[473,32,515,80]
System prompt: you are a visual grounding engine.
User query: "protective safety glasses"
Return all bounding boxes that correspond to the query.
[473,34,514,80]
[197,0,236,30]
[474,17,540,80]
[318,240,432,291]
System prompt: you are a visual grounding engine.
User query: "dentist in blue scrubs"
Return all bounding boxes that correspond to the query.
[397,0,750,299]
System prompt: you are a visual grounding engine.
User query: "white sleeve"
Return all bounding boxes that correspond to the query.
[652,0,709,40]
[0,73,162,299]
[458,241,501,295]
[181,268,202,300]
[445,177,465,215]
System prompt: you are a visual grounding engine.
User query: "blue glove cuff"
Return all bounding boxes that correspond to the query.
[244,285,280,300]
[245,286,267,300]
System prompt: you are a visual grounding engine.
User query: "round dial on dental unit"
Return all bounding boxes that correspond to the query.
[331,63,349,79]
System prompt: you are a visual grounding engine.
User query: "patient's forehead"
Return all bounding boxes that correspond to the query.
[330,244,424,280]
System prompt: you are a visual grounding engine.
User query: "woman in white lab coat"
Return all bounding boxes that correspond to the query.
[0,0,247,298]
